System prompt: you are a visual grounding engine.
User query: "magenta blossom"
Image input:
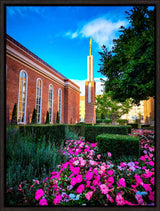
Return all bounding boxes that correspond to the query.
[35,189,45,201]
[39,198,48,206]
[53,194,61,205]
[118,178,126,188]
[85,191,93,200]
[85,171,93,180]
[77,184,85,194]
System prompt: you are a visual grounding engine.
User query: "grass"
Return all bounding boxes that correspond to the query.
[6,125,67,190]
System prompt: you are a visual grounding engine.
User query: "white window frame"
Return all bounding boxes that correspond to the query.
[58,88,62,123]
[35,78,42,124]
[17,70,28,124]
[48,84,53,123]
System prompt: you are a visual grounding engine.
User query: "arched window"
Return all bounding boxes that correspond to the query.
[36,78,42,123]
[48,84,53,123]
[58,89,62,123]
[18,70,27,123]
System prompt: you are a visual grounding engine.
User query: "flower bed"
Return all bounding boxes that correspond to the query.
[6,129,155,206]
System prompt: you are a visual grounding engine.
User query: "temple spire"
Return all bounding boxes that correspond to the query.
[89,38,94,56]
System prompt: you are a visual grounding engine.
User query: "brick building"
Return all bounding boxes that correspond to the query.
[6,34,80,125]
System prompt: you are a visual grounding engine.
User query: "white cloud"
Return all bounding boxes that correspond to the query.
[65,17,128,49]
[71,78,105,96]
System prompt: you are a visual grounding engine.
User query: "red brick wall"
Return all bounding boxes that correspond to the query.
[6,55,80,125]
[85,81,96,123]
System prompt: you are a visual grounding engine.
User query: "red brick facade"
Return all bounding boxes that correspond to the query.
[85,81,96,123]
[6,35,80,125]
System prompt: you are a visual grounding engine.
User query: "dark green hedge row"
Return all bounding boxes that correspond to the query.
[127,123,139,129]
[84,125,130,143]
[64,124,85,137]
[116,119,128,125]
[96,119,112,124]
[96,134,140,159]
[19,125,65,146]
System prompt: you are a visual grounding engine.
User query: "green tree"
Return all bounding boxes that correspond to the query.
[45,111,50,124]
[11,103,17,124]
[98,6,155,105]
[95,92,133,124]
[31,109,37,124]
[56,111,59,124]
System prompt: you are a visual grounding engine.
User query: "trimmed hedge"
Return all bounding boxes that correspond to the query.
[127,123,139,129]
[116,119,128,125]
[19,125,65,146]
[64,124,85,137]
[84,125,130,143]
[96,134,140,159]
[96,119,112,124]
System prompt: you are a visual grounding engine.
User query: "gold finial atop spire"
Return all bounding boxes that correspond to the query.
[89,38,94,56]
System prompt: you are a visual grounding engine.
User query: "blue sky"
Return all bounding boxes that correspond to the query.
[6,6,133,95]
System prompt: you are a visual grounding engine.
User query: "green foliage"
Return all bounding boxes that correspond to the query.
[45,111,50,124]
[6,126,67,197]
[65,127,79,140]
[11,103,17,124]
[101,113,105,119]
[98,6,155,105]
[96,119,112,124]
[116,119,128,125]
[85,125,129,142]
[96,133,140,159]
[128,123,139,129]
[65,124,85,137]
[95,92,133,124]
[56,111,60,123]
[127,125,132,134]
[31,109,37,124]
[19,125,65,147]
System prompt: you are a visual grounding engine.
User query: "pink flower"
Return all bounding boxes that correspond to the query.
[118,178,126,188]
[107,177,114,186]
[100,184,110,194]
[76,174,83,183]
[116,194,125,205]
[148,191,154,202]
[150,177,154,185]
[97,154,101,159]
[107,152,112,157]
[93,176,100,186]
[85,191,93,200]
[53,194,61,205]
[77,184,85,194]
[86,180,91,187]
[107,170,114,175]
[120,162,126,168]
[39,198,48,206]
[85,171,93,180]
[35,189,45,201]
[106,193,114,203]
[135,194,144,205]
[149,161,154,166]
[140,156,145,161]
[90,143,97,147]
[142,183,152,192]
[70,177,77,186]
[135,175,143,184]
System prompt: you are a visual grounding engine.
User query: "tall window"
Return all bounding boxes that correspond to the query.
[36,79,42,123]
[48,85,53,123]
[58,89,62,123]
[18,70,27,123]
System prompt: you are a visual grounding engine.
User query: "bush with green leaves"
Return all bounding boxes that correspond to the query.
[45,111,50,124]
[127,123,139,129]
[31,109,37,124]
[11,103,17,124]
[56,111,60,123]
[96,133,140,159]
[85,125,129,142]
[116,119,128,125]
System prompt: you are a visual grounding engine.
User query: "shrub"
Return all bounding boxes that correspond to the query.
[85,125,129,142]
[127,123,139,129]
[103,119,112,124]
[31,109,37,124]
[45,111,50,124]
[96,119,103,124]
[19,125,65,146]
[64,124,85,137]
[56,111,59,124]
[11,103,17,124]
[116,119,128,125]
[96,133,140,159]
